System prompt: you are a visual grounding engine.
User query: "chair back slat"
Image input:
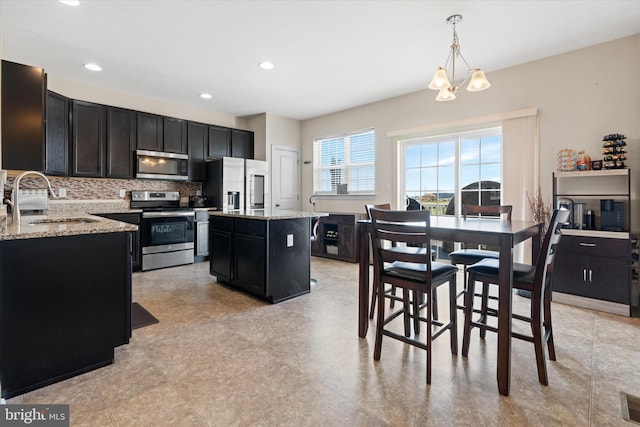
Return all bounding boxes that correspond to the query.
[369,208,432,273]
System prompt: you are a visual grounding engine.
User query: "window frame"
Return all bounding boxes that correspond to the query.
[398,126,502,217]
[312,128,376,196]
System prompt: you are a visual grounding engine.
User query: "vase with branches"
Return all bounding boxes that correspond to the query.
[527,186,552,233]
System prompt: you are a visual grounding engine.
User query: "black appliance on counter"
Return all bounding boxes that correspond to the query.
[131,190,194,271]
[188,195,208,207]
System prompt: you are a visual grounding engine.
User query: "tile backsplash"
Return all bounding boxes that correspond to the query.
[4,175,202,202]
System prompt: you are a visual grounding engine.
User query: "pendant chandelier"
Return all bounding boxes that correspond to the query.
[428,14,491,102]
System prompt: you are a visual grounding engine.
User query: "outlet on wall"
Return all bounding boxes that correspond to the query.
[58,188,66,198]
[119,189,126,198]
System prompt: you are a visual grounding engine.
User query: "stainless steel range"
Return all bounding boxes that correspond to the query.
[131,190,195,271]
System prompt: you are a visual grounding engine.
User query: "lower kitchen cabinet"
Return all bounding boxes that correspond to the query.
[0,232,132,398]
[553,233,630,314]
[95,212,141,271]
[209,215,310,302]
[311,213,364,263]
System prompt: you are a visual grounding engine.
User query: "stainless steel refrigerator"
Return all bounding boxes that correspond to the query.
[203,157,269,211]
[203,157,245,210]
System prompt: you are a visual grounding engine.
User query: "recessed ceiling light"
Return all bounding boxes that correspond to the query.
[59,0,80,6]
[259,62,274,70]
[83,63,102,71]
[200,93,212,99]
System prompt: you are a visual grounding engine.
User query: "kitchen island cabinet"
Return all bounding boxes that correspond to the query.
[0,216,135,398]
[209,211,312,303]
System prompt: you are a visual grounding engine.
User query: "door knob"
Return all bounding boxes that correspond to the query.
[276,204,280,207]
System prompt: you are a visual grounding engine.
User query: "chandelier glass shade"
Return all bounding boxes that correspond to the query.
[428,15,490,101]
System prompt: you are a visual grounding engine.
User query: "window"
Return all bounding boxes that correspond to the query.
[313,129,375,195]
[400,127,502,216]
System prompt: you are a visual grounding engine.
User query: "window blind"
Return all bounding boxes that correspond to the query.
[313,129,375,194]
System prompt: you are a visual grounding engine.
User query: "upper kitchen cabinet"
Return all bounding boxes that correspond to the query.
[188,121,207,182]
[106,107,136,179]
[231,129,254,159]
[1,60,46,171]
[136,112,187,155]
[163,117,187,154]
[136,112,163,152]
[72,100,106,178]
[45,91,70,176]
[208,125,231,158]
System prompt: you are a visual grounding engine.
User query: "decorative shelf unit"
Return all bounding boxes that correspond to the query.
[552,169,634,316]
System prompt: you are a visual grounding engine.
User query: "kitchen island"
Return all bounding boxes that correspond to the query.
[0,214,136,398]
[209,210,315,303]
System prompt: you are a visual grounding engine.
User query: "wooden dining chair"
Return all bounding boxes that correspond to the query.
[461,208,569,386]
[366,204,439,321]
[449,204,513,333]
[365,204,393,318]
[369,208,458,383]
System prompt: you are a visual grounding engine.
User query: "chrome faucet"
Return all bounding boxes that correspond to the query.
[6,171,57,224]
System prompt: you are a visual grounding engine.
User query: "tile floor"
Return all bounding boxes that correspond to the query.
[8,257,640,426]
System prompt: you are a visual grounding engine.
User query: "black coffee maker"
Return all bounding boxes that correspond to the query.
[600,199,624,231]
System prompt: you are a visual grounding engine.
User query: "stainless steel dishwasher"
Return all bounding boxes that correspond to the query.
[194,209,210,258]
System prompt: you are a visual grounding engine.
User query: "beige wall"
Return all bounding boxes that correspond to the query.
[301,35,640,227]
[246,113,303,209]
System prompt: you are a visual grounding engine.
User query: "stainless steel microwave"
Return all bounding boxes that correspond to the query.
[136,150,189,181]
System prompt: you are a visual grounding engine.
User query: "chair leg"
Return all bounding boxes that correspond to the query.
[390,285,397,308]
[448,278,458,355]
[373,280,385,361]
[531,290,549,386]
[543,284,556,361]
[369,283,378,319]
[462,274,476,357]
[479,281,490,339]
[432,289,439,320]
[412,290,421,335]
[403,289,411,337]
[426,286,433,384]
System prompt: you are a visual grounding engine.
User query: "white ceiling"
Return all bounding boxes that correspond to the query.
[1,0,640,121]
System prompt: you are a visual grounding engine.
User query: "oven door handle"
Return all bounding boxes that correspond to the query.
[142,211,195,219]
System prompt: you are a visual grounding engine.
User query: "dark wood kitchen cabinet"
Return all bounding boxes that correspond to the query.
[208,125,231,158]
[209,214,310,303]
[95,212,141,271]
[231,129,254,159]
[1,60,46,171]
[311,213,363,263]
[136,111,163,152]
[0,231,132,398]
[106,107,136,179]
[72,100,106,177]
[188,121,207,182]
[553,235,630,313]
[163,116,187,154]
[45,91,70,176]
[136,112,187,154]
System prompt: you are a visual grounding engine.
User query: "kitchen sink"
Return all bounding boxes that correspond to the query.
[27,217,101,225]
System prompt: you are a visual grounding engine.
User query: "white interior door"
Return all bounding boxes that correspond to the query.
[271,146,300,212]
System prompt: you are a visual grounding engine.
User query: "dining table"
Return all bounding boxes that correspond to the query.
[357,215,544,396]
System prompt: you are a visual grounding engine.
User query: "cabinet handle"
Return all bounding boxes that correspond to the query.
[579,242,596,247]
[583,268,587,282]
[589,269,593,282]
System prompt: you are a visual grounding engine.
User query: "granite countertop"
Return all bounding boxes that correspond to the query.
[209,209,323,220]
[1,214,138,241]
